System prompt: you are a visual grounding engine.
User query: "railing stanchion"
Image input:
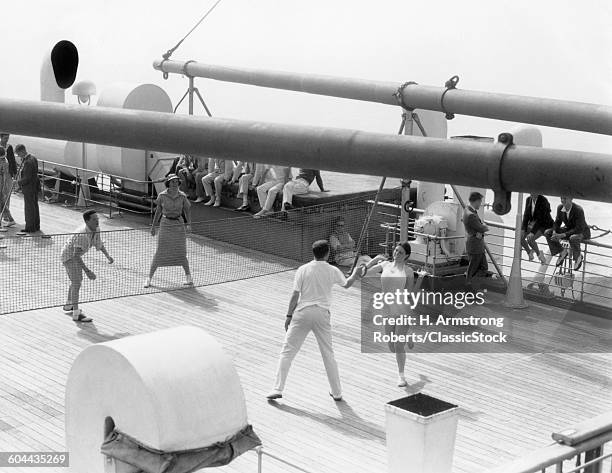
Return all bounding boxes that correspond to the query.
[256,446,263,473]
[580,244,588,303]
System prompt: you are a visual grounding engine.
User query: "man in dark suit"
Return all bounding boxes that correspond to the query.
[544,196,590,271]
[462,192,489,284]
[15,144,40,233]
[521,193,554,264]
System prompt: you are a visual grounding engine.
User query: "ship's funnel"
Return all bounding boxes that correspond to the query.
[40,40,79,102]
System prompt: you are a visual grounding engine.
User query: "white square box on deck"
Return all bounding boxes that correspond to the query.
[385,393,459,473]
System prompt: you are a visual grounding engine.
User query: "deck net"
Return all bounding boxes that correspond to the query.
[0,192,397,315]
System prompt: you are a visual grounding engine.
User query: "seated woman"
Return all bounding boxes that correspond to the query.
[329,217,371,267]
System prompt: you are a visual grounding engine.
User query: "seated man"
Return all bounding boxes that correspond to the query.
[544,196,590,271]
[329,217,371,267]
[201,158,226,206]
[212,160,235,207]
[192,157,209,202]
[281,168,326,211]
[254,165,291,218]
[175,155,197,198]
[521,193,554,264]
[233,162,266,211]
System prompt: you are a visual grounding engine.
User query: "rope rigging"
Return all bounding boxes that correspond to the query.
[160,0,224,78]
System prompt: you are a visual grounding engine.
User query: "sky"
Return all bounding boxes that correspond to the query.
[0,0,610,156]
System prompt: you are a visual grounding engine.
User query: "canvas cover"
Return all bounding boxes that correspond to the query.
[100,424,261,473]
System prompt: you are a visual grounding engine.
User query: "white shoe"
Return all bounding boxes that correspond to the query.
[184,275,193,285]
[204,197,215,206]
[194,197,205,203]
[213,198,221,207]
[397,375,407,387]
[144,278,152,288]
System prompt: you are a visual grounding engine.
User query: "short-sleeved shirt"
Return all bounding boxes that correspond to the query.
[156,190,190,218]
[61,225,103,263]
[293,260,347,311]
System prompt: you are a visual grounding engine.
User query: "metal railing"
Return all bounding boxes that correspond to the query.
[255,446,316,473]
[487,413,612,473]
[369,201,612,310]
[35,159,158,218]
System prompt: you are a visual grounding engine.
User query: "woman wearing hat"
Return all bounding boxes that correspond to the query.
[145,174,193,287]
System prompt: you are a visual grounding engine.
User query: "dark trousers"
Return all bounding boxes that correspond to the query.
[544,229,584,260]
[520,229,544,255]
[23,188,40,232]
[466,252,488,283]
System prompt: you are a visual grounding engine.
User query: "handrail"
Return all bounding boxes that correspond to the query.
[37,158,154,185]
[255,446,316,473]
[486,431,612,473]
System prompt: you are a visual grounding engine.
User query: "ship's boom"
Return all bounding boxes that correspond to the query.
[153,59,612,136]
[0,97,610,210]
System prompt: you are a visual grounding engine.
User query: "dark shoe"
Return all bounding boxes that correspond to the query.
[266,390,283,400]
[63,305,73,312]
[573,254,583,271]
[236,204,250,212]
[329,392,343,402]
[555,249,568,267]
[283,202,293,211]
[72,310,92,323]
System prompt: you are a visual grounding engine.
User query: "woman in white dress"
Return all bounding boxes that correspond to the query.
[365,242,426,387]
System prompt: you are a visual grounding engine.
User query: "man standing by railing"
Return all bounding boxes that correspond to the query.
[462,192,489,286]
[0,133,17,227]
[15,144,40,234]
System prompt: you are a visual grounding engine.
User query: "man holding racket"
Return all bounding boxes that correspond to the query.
[61,209,114,322]
[267,240,364,402]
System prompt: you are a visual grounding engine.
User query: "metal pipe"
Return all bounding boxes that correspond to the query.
[153,59,612,136]
[0,98,611,209]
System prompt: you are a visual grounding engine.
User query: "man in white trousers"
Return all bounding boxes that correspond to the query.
[254,165,291,218]
[267,240,363,401]
[281,168,327,211]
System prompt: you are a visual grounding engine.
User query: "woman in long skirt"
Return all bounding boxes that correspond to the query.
[145,174,193,287]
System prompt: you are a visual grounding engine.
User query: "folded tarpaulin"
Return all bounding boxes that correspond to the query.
[100,424,262,473]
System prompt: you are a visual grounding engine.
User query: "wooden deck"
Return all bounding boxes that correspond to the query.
[0,196,611,473]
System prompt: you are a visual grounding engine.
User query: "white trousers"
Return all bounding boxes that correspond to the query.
[257,179,283,211]
[201,171,221,197]
[273,305,342,397]
[238,173,252,196]
[282,178,309,206]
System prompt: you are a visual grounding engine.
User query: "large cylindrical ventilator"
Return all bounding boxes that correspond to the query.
[65,326,261,473]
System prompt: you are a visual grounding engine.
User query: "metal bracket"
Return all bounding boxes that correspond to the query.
[182,60,197,78]
[488,132,513,215]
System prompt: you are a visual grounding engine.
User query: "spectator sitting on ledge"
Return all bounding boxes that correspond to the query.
[329,216,371,267]
[544,196,590,271]
[281,168,327,211]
